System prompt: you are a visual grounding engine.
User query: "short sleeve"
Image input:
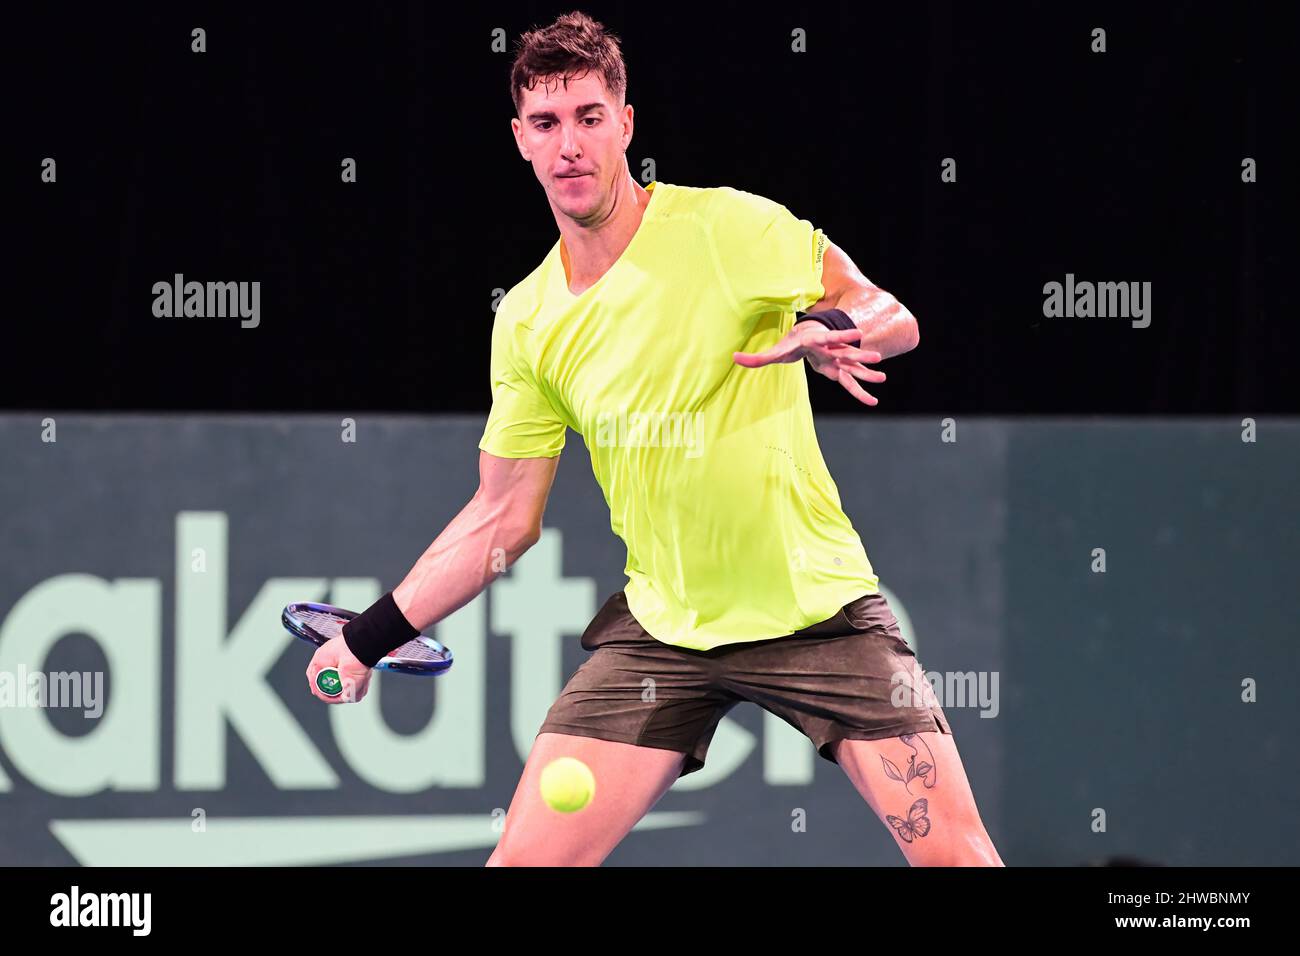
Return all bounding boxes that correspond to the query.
[708,187,829,318]
[478,304,567,459]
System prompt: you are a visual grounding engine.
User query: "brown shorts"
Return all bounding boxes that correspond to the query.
[537,590,952,776]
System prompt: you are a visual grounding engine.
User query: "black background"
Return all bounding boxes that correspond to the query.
[9,2,1295,414]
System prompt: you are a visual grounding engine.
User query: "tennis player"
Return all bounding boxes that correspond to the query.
[307,11,1002,867]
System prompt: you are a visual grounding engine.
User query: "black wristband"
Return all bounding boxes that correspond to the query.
[796,308,857,332]
[341,591,420,668]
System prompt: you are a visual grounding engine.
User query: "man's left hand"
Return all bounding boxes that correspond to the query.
[733,322,886,406]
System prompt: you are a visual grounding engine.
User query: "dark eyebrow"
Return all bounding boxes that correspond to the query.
[525,102,608,123]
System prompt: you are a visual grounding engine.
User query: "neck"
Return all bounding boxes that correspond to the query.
[556,175,651,286]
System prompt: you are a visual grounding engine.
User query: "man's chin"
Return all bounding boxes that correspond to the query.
[555,191,602,219]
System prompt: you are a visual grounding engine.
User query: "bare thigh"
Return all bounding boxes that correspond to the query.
[486,732,686,866]
[832,731,1004,866]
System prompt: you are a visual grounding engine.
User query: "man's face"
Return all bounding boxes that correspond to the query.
[512,71,632,221]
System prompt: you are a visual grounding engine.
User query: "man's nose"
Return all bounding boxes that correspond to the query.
[560,123,582,159]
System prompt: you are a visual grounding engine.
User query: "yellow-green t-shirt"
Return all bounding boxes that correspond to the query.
[479,180,879,651]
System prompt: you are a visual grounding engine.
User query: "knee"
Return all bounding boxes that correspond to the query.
[955,829,1003,866]
[908,833,1003,867]
[486,843,529,866]
[920,850,1004,867]
[485,842,601,867]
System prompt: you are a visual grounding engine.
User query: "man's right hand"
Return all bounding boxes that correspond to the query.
[306,635,374,704]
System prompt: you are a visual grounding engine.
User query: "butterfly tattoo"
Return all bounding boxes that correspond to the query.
[885,798,932,843]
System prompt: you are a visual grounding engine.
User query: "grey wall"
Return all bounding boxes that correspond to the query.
[0,416,1293,865]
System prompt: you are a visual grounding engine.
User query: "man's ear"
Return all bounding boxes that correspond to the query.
[621,103,634,152]
[511,118,531,161]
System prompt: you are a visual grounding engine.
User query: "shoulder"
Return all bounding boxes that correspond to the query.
[646,181,781,219]
[639,183,792,239]
[708,184,789,217]
[691,185,800,239]
[493,255,551,330]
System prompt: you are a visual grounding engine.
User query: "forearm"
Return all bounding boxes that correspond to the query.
[391,492,537,632]
[814,285,919,360]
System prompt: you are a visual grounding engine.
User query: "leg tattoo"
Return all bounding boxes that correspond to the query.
[885,797,932,843]
[879,732,938,794]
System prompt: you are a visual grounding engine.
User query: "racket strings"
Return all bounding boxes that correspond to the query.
[295,608,447,664]
[299,610,347,639]
[392,639,445,662]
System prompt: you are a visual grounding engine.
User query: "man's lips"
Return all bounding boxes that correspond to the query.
[557,172,590,179]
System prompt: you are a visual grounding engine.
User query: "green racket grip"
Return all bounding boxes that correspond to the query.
[315,667,345,698]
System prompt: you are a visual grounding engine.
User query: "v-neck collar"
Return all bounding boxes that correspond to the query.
[551,181,663,302]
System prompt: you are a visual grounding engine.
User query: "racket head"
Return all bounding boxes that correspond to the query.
[282,602,453,676]
[282,601,355,647]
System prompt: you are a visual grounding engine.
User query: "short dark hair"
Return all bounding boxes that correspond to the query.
[509,11,627,118]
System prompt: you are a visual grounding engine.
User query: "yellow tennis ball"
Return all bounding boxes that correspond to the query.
[539,757,596,813]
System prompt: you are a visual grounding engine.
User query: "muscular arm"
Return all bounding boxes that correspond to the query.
[391,451,559,632]
[801,242,920,360]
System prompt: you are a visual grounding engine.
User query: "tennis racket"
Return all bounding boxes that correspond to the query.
[282,602,454,678]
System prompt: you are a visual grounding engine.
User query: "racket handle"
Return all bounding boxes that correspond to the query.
[315,667,345,698]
